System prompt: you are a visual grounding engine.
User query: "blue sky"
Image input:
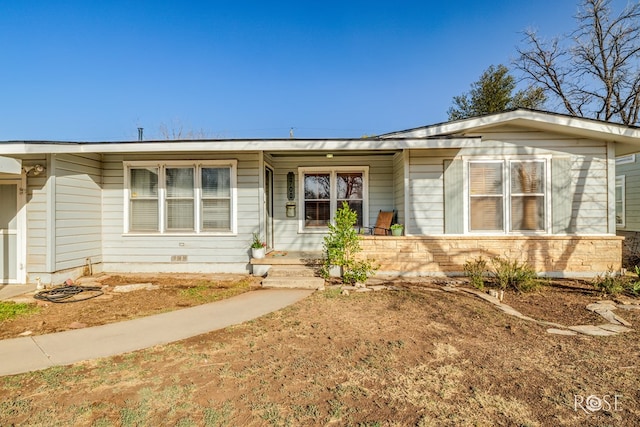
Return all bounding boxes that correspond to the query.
[0,1,604,140]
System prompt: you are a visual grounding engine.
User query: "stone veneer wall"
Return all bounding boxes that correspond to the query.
[617,230,640,268]
[359,235,623,278]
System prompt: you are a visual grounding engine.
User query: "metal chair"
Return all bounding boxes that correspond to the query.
[360,210,395,235]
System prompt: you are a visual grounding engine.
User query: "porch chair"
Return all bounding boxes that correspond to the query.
[360,210,395,236]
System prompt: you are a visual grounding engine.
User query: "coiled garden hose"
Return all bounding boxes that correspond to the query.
[34,285,104,303]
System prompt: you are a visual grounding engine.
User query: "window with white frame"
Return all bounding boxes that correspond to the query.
[125,161,236,234]
[615,175,625,227]
[300,167,367,230]
[616,154,635,165]
[468,159,547,233]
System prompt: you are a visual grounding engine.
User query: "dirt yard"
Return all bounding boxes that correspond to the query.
[1,275,640,426]
[0,274,261,340]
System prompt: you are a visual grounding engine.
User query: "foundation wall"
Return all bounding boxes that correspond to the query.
[359,235,623,278]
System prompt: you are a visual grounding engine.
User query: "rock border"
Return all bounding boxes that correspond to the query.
[453,287,634,337]
[337,280,637,337]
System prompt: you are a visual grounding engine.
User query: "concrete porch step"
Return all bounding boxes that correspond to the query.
[267,266,321,278]
[261,276,325,290]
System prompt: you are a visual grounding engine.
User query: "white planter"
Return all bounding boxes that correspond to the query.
[251,247,265,259]
[391,227,403,236]
[329,265,343,277]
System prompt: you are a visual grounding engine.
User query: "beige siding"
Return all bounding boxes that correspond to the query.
[617,154,640,231]
[270,154,396,251]
[407,149,457,234]
[393,152,405,227]
[472,128,610,235]
[101,152,260,272]
[406,127,611,235]
[23,156,50,273]
[54,153,103,271]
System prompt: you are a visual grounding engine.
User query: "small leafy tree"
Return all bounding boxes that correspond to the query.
[322,202,377,284]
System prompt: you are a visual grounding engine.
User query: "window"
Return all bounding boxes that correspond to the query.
[125,161,236,234]
[129,167,159,231]
[616,175,625,227]
[337,173,364,226]
[616,154,635,166]
[299,167,368,231]
[469,162,503,231]
[304,173,331,227]
[510,161,545,231]
[468,159,547,233]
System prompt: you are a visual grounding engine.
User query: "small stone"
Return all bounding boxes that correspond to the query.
[341,289,350,296]
[75,277,100,285]
[617,304,640,311]
[69,322,87,329]
[597,324,633,333]
[547,328,577,336]
[594,309,632,326]
[568,325,618,336]
[586,302,616,312]
[18,331,33,337]
[112,283,158,293]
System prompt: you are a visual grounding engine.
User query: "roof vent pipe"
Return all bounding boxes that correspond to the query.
[137,127,144,141]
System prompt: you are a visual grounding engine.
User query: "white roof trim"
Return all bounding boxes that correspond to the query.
[382,110,640,155]
[0,156,21,174]
[0,137,480,155]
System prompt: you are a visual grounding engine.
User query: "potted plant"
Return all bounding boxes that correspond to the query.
[250,232,266,259]
[390,223,404,236]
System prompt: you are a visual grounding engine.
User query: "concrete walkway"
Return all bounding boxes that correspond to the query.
[0,288,313,377]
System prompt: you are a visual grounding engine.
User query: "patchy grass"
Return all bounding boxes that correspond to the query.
[0,301,39,322]
[178,279,252,303]
[1,281,639,425]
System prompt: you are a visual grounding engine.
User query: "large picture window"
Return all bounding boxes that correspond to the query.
[468,159,547,233]
[300,167,368,231]
[126,161,236,234]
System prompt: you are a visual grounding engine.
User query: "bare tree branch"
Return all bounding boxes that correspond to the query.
[514,0,640,125]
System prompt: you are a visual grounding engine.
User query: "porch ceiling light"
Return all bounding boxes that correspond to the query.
[23,164,45,176]
[326,153,334,158]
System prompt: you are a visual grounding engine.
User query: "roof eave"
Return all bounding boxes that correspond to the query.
[381,110,640,153]
[0,137,481,155]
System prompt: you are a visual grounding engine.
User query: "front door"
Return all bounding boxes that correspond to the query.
[265,166,274,249]
[0,181,20,283]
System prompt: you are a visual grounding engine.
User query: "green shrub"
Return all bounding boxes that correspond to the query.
[321,202,377,284]
[630,266,640,296]
[592,267,626,296]
[463,257,488,290]
[490,256,539,293]
[592,266,640,296]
